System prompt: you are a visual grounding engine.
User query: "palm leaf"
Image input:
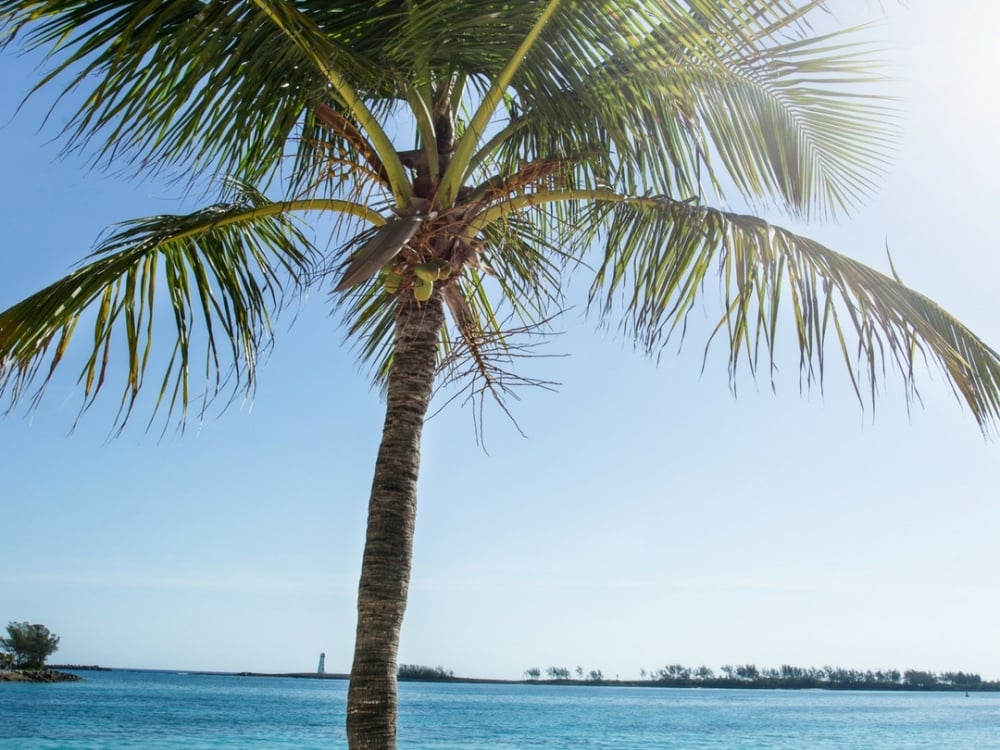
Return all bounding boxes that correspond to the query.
[581,193,1000,432]
[438,0,565,207]
[340,274,400,388]
[0,184,328,429]
[485,3,893,218]
[0,1,404,187]
[247,0,413,206]
[334,216,423,293]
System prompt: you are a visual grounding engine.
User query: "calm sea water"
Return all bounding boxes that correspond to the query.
[1,670,997,749]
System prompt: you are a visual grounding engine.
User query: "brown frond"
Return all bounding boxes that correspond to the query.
[314,102,391,186]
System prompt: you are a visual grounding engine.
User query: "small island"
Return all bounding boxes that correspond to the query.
[0,621,81,683]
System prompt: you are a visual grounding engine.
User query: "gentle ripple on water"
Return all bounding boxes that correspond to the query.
[1,671,997,749]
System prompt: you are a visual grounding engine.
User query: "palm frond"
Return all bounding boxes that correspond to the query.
[487,2,894,218]
[436,295,563,447]
[247,0,413,206]
[0,184,329,429]
[334,216,423,293]
[340,274,400,387]
[477,213,567,325]
[580,192,1000,433]
[439,0,564,207]
[0,1,404,186]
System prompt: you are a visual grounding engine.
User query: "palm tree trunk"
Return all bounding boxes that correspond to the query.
[346,290,445,750]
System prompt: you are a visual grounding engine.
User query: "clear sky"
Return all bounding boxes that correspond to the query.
[1,4,998,682]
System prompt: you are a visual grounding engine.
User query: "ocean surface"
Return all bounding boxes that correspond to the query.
[1,670,997,749]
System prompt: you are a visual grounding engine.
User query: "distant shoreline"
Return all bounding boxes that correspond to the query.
[37,667,1000,692]
[25,664,1000,693]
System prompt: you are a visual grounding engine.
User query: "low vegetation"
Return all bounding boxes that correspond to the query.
[397,664,455,681]
[398,661,997,691]
[522,663,998,691]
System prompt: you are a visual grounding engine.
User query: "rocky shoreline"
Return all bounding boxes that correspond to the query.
[0,669,82,683]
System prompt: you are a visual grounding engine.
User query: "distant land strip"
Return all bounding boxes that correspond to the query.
[22,664,998,692]
[396,664,1000,691]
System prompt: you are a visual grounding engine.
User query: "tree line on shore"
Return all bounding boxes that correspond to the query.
[398,661,997,691]
[521,664,997,691]
[398,664,456,681]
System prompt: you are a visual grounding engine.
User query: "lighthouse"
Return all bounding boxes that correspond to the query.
[317,652,326,675]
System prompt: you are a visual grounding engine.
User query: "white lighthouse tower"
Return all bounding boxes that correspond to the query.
[317,652,326,675]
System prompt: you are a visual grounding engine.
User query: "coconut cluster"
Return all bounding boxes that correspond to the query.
[382,258,452,301]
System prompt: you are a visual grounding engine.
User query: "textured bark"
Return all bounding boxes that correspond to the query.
[346,290,445,750]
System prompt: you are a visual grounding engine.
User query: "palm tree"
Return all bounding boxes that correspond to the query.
[2,2,998,748]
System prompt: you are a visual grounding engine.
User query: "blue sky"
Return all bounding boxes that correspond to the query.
[2,4,999,681]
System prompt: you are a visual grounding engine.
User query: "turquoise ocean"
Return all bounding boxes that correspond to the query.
[2,670,997,749]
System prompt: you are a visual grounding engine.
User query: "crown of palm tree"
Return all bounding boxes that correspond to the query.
[3,1,996,434]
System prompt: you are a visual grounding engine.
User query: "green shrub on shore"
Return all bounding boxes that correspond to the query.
[398,665,455,681]
[0,622,59,670]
